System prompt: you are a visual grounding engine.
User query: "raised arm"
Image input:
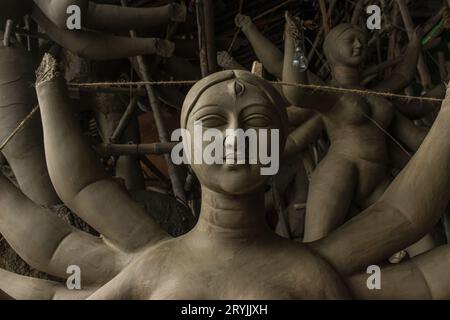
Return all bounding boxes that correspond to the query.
[347,244,450,299]
[372,29,422,94]
[235,14,284,79]
[31,5,174,61]
[35,53,168,252]
[32,0,186,31]
[311,83,450,275]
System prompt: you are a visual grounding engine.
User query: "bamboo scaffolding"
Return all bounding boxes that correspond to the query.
[110,96,139,144]
[95,142,177,156]
[395,0,432,89]
[121,0,187,204]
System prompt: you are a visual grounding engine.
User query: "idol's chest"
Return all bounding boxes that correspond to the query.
[147,262,294,299]
[330,94,394,128]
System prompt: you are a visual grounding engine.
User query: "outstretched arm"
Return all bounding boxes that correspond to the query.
[32,0,186,31]
[35,53,168,252]
[284,114,324,159]
[372,30,422,94]
[0,268,94,300]
[395,84,445,120]
[389,111,428,152]
[31,5,174,61]
[312,83,450,275]
[0,173,124,285]
[235,14,284,79]
[347,245,450,299]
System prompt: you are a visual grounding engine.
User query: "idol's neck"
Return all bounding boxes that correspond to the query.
[331,65,362,87]
[187,186,271,248]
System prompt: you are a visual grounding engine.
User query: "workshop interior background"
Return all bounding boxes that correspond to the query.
[0,0,449,290]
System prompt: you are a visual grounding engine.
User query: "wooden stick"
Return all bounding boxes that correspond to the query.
[139,155,170,187]
[121,0,187,204]
[3,20,15,47]
[395,0,432,89]
[318,0,330,34]
[95,142,177,156]
[110,96,139,144]
[195,0,217,76]
[351,0,364,25]
[437,51,447,82]
[69,85,146,96]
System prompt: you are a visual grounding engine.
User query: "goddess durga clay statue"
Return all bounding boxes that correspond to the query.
[1,53,450,299]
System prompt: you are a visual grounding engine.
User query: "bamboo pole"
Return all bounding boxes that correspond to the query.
[437,51,447,82]
[121,0,187,204]
[195,0,217,77]
[139,155,170,187]
[3,20,15,47]
[110,96,138,144]
[351,0,365,25]
[395,0,432,89]
[318,0,330,35]
[95,142,177,156]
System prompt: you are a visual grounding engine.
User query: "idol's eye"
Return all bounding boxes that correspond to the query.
[243,114,271,128]
[196,114,227,128]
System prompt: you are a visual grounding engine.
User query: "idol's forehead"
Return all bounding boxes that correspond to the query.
[338,27,367,41]
[188,79,273,116]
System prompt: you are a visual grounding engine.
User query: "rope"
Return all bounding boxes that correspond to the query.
[0,79,445,154]
[0,105,40,152]
[69,80,444,103]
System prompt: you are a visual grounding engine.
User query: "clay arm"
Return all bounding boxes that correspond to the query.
[235,14,284,79]
[0,173,124,284]
[35,53,168,252]
[0,268,94,300]
[31,6,174,61]
[396,84,445,120]
[32,0,186,31]
[372,31,422,94]
[282,14,334,112]
[283,114,324,159]
[311,84,450,276]
[347,245,450,299]
[389,111,428,152]
[287,106,317,127]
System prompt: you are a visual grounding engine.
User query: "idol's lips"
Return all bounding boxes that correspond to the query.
[224,153,247,161]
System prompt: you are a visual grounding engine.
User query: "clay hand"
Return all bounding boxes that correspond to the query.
[235,14,253,31]
[154,39,175,58]
[170,2,187,22]
[285,11,302,39]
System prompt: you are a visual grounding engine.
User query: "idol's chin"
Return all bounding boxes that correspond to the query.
[215,171,268,196]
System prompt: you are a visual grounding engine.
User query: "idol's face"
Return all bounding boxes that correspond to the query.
[331,28,367,67]
[185,80,283,196]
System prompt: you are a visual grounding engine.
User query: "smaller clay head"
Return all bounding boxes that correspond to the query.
[180,70,288,196]
[323,24,368,69]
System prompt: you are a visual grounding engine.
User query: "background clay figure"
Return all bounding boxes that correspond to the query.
[282,14,428,242]
[1,58,450,299]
